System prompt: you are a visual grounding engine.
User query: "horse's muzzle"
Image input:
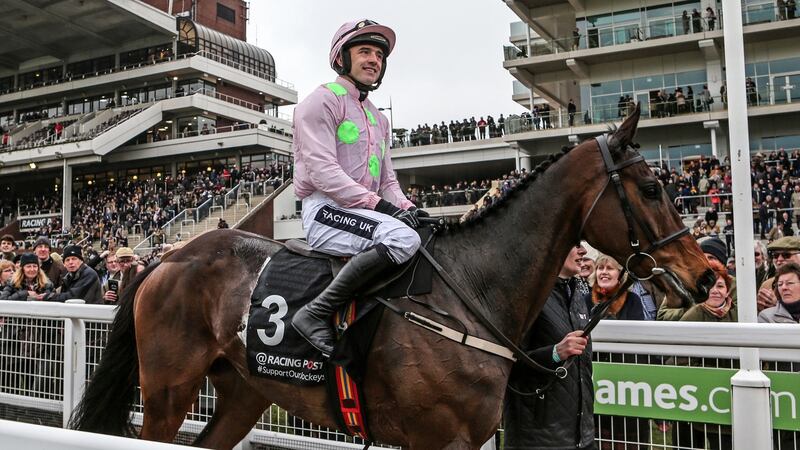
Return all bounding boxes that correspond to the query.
[694,269,717,303]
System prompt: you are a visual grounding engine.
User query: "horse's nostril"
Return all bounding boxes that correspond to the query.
[696,269,716,298]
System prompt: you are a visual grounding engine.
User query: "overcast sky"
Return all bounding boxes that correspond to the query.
[248,0,528,130]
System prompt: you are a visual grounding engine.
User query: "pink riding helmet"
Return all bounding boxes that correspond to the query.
[329,19,396,76]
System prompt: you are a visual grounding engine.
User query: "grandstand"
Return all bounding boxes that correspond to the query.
[0,0,296,248]
[2,1,800,450]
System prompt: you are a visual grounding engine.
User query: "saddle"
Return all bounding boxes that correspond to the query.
[282,227,434,299]
[245,228,435,440]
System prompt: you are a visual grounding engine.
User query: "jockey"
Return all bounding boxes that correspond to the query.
[291,19,427,357]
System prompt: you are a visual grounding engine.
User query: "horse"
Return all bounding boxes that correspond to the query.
[70,105,715,449]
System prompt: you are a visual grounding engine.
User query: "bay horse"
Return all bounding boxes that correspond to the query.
[70,106,714,449]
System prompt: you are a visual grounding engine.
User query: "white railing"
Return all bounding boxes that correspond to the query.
[1,302,798,449]
[194,50,295,89]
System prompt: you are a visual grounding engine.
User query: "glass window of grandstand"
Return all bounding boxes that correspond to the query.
[19,65,64,89]
[1,112,13,130]
[587,69,706,123]
[745,57,800,106]
[74,166,165,189]
[661,143,712,170]
[67,94,114,115]
[120,44,174,67]
[752,135,800,156]
[121,84,173,106]
[576,1,717,50]
[177,79,215,97]
[0,75,13,94]
[242,152,290,170]
[742,0,794,25]
[179,156,238,175]
[18,103,63,123]
[147,122,173,143]
[177,115,216,137]
[66,55,115,79]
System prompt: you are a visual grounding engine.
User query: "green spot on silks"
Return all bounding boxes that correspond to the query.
[369,154,381,178]
[380,140,386,158]
[364,108,377,126]
[337,120,360,144]
[325,82,348,96]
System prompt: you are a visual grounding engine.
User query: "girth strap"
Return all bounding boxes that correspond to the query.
[374,296,515,360]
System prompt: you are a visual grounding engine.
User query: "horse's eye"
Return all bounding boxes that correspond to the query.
[641,183,661,200]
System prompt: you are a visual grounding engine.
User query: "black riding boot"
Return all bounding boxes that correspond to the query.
[292,246,395,357]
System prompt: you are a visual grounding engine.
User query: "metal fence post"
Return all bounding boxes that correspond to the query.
[721,0,774,446]
[61,316,87,428]
[731,370,772,450]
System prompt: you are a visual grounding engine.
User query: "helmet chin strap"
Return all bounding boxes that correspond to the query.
[339,50,386,101]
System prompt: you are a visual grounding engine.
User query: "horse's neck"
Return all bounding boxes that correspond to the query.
[436,156,591,343]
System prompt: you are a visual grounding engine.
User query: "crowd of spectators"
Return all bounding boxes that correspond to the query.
[402,115,507,146]
[7,162,292,255]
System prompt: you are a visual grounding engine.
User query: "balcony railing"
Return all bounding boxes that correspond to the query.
[505,5,799,62]
[392,86,800,148]
[0,50,295,97]
[1,87,292,153]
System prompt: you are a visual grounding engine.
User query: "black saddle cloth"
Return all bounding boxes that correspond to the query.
[246,228,434,386]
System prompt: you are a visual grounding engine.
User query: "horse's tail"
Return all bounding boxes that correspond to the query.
[68,262,161,436]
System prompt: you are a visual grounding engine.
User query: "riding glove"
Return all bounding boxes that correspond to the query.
[375,199,421,229]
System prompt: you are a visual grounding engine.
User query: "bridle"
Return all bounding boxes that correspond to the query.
[505,133,693,397]
[578,134,690,281]
[388,134,692,394]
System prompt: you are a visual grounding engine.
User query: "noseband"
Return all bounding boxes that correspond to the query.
[578,134,690,281]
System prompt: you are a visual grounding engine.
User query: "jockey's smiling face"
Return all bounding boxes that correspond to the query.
[341,44,384,86]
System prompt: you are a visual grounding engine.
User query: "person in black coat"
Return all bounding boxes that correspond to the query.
[42,245,102,304]
[504,244,595,450]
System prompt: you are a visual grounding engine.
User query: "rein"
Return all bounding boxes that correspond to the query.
[506,275,634,397]
[382,133,691,385]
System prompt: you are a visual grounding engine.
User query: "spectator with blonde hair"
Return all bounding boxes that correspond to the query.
[585,254,646,321]
[584,253,651,447]
[0,259,15,285]
[0,253,54,301]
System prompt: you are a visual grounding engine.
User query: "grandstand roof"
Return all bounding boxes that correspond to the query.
[178,18,276,79]
[0,0,176,69]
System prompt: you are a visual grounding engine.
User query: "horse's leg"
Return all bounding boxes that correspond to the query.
[138,339,213,442]
[193,359,269,450]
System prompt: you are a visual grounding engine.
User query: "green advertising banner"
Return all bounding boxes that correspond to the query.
[593,363,800,431]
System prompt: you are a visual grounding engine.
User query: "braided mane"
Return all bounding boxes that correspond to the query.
[442,144,578,234]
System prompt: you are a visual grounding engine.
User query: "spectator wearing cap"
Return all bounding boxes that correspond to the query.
[34,237,67,290]
[0,253,54,301]
[757,236,800,311]
[42,245,102,304]
[116,247,143,295]
[1,234,17,261]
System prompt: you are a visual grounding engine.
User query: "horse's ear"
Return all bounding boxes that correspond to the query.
[609,102,640,151]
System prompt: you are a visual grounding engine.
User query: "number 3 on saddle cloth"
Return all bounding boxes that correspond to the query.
[245,228,434,440]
